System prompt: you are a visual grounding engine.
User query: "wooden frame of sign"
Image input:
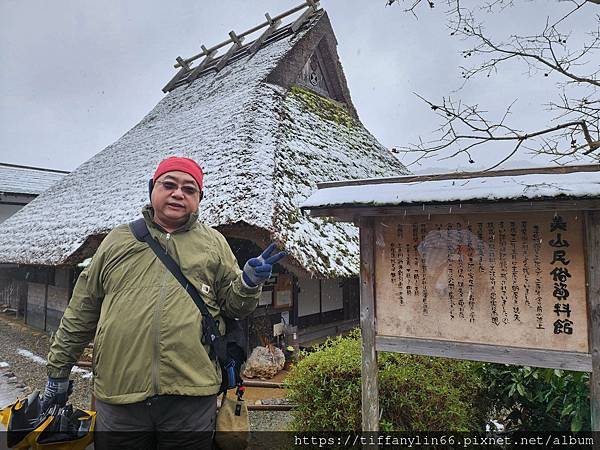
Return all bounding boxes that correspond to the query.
[308,196,600,432]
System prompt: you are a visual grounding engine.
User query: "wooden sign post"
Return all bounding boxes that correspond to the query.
[301,165,600,432]
[586,211,600,431]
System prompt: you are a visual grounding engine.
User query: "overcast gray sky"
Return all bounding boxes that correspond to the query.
[0,0,597,173]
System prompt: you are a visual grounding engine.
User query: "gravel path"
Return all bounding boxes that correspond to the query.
[249,410,293,432]
[0,315,93,409]
[0,314,293,431]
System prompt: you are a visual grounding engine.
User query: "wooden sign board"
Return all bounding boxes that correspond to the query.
[275,274,293,308]
[374,211,588,355]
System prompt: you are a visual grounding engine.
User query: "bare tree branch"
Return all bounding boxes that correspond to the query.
[399,94,599,163]
[387,0,600,165]
[485,138,524,171]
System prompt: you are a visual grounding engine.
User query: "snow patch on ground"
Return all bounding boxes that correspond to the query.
[72,367,93,379]
[17,349,46,365]
[17,349,92,379]
[0,362,9,368]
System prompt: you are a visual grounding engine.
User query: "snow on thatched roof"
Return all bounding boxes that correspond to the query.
[0,163,68,196]
[272,86,408,277]
[0,9,407,277]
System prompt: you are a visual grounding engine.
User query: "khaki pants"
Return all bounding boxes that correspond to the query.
[94,394,217,450]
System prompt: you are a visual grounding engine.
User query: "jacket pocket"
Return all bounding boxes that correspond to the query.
[92,326,105,376]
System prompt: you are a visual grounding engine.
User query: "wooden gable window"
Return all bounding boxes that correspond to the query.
[297,50,333,99]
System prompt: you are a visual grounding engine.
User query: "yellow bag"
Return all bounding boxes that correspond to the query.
[0,391,95,450]
[214,391,249,450]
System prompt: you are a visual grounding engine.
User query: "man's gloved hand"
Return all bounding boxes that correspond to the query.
[40,377,73,412]
[242,243,286,287]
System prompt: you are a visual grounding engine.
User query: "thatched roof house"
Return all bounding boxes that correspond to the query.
[0,4,407,342]
[0,163,69,319]
[0,163,68,223]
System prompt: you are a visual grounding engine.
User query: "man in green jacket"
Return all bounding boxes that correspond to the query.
[42,156,285,448]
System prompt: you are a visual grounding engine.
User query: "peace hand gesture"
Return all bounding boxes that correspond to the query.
[242,243,287,287]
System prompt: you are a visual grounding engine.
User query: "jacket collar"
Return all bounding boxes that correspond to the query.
[142,204,199,234]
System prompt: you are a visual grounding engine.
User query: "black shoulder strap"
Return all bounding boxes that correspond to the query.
[129,218,222,340]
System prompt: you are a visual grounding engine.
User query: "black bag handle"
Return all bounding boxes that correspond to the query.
[129,218,222,343]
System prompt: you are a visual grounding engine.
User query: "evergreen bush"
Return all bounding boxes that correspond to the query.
[285,329,486,431]
[478,364,591,432]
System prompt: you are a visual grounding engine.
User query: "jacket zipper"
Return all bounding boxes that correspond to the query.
[152,232,171,395]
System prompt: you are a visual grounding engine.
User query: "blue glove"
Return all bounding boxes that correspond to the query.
[41,377,73,411]
[242,243,287,287]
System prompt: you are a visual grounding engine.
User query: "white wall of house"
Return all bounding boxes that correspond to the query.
[321,279,343,312]
[298,278,320,317]
[297,277,344,317]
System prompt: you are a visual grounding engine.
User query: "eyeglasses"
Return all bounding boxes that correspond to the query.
[155,180,201,196]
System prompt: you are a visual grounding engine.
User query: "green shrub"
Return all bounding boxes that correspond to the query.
[478,364,591,432]
[285,329,486,431]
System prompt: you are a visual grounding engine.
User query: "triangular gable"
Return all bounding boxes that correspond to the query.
[265,12,358,118]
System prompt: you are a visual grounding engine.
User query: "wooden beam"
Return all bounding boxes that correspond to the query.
[162,56,191,93]
[291,1,319,33]
[173,1,313,69]
[585,211,600,431]
[215,32,245,72]
[359,217,379,432]
[184,45,218,85]
[176,56,190,69]
[230,30,243,47]
[317,164,600,190]
[304,199,600,221]
[248,13,281,59]
[242,380,284,389]
[43,270,49,332]
[376,336,592,372]
[247,404,294,411]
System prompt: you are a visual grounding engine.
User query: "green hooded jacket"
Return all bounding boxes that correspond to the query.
[47,206,260,404]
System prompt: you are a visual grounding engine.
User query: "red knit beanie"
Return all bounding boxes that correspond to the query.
[153,156,204,190]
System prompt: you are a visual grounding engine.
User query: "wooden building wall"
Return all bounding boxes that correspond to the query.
[25,267,73,332]
[296,277,358,328]
[0,266,27,316]
[8,237,361,348]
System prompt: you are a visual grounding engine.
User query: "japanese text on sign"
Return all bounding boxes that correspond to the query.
[374,212,588,353]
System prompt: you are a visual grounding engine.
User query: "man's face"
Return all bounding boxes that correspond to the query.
[151,170,201,230]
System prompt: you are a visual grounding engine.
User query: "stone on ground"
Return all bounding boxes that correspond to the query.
[242,346,285,379]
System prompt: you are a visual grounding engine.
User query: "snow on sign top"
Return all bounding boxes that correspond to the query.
[301,166,600,210]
